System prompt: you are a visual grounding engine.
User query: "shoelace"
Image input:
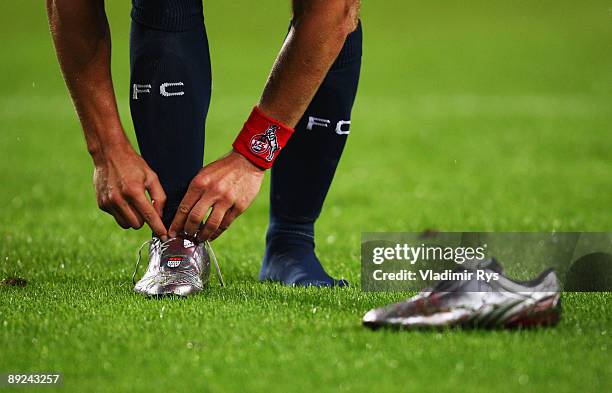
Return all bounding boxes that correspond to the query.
[132,237,225,287]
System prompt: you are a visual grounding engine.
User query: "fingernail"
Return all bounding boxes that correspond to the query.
[168,231,176,238]
[161,234,169,242]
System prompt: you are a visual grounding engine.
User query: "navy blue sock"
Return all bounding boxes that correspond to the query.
[260,22,362,287]
[129,0,210,228]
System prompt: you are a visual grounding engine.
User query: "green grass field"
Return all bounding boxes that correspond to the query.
[1,1,611,392]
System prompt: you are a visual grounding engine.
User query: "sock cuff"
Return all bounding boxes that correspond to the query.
[267,216,315,240]
[332,20,363,70]
[268,228,315,241]
[131,0,204,32]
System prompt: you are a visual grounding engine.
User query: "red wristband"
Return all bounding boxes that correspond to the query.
[232,106,294,170]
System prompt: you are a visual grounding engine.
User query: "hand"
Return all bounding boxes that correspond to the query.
[93,143,168,239]
[169,151,264,241]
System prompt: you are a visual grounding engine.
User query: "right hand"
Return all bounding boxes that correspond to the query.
[93,144,168,239]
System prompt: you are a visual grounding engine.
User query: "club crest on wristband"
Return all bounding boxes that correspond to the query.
[249,125,280,162]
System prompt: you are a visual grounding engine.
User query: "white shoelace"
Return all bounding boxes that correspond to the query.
[132,237,224,287]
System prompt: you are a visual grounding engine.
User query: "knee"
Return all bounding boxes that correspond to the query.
[343,0,361,33]
[293,0,360,36]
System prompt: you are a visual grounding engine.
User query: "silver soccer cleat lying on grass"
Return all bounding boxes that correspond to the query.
[363,259,561,329]
[133,234,224,297]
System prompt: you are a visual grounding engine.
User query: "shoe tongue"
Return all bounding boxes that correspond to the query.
[429,259,503,292]
[464,258,504,273]
[161,236,197,257]
[160,236,199,270]
[180,237,196,249]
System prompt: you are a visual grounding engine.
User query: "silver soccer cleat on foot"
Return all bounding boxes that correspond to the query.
[132,234,224,297]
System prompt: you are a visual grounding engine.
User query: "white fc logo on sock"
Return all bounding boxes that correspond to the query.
[306,116,351,135]
[132,82,185,100]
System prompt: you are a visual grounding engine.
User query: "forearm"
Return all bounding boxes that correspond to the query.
[47,0,129,163]
[258,0,360,127]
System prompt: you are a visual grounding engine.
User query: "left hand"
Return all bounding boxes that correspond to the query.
[168,151,264,241]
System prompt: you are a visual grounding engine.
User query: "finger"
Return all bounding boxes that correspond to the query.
[116,199,145,229]
[198,203,230,241]
[169,182,206,237]
[209,206,240,241]
[145,173,166,217]
[108,205,131,229]
[125,189,168,239]
[183,195,215,237]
